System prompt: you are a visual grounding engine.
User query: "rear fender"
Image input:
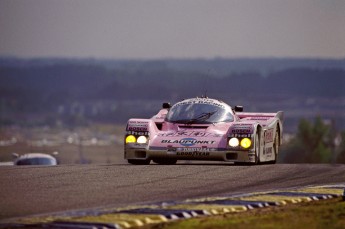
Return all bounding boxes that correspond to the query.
[238,111,284,146]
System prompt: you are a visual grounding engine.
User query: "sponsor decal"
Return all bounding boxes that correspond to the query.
[264,128,274,143]
[263,147,273,155]
[177,147,211,152]
[159,131,213,138]
[174,99,225,109]
[128,120,149,125]
[127,126,148,131]
[229,133,253,138]
[127,121,149,131]
[233,123,253,126]
[176,151,210,157]
[126,131,149,136]
[231,128,253,134]
[231,124,253,134]
[248,117,270,120]
[161,138,216,146]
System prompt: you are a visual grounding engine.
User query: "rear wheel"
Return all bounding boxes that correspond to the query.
[153,158,177,165]
[127,159,151,165]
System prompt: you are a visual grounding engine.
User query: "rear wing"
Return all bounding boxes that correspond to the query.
[237,111,284,123]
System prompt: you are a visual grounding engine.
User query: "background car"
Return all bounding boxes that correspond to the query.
[13,153,58,166]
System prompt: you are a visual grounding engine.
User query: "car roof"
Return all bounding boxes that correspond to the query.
[174,97,232,110]
[18,153,56,160]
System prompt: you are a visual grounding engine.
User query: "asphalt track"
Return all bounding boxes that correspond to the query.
[1,163,345,220]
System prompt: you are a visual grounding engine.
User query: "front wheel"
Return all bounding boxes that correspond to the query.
[127,159,151,165]
[153,158,177,165]
[271,129,280,164]
[253,132,260,165]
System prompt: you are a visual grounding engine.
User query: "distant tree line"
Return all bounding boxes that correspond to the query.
[280,117,345,163]
[0,62,344,127]
[1,64,344,109]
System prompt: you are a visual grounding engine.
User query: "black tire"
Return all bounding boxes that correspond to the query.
[271,128,280,164]
[127,159,151,165]
[253,132,260,165]
[153,158,177,165]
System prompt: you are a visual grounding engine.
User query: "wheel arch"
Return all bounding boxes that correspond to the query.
[255,124,263,164]
[276,122,282,146]
[255,124,263,148]
[255,124,263,142]
[256,124,262,134]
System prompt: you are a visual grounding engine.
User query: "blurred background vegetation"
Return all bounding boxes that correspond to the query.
[280,117,345,163]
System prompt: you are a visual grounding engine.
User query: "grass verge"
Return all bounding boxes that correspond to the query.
[145,197,345,229]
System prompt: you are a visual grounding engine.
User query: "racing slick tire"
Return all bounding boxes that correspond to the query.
[270,127,280,164]
[153,158,177,165]
[128,159,151,165]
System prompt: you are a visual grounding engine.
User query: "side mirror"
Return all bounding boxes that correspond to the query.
[234,106,243,112]
[162,103,171,109]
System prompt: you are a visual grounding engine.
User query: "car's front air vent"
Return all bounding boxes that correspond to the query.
[155,123,163,130]
[178,125,208,129]
[135,151,147,158]
[226,153,238,160]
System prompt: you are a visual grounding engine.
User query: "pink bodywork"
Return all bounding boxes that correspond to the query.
[125,98,283,163]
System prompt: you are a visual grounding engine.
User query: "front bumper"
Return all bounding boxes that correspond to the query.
[124,144,256,163]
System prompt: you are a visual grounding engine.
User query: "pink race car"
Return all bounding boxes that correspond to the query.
[124,97,283,165]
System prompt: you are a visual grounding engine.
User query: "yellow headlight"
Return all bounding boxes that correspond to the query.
[229,138,239,147]
[125,135,136,144]
[137,136,148,144]
[240,138,252,148]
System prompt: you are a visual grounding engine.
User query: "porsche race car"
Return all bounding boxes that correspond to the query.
[124,97,283,165]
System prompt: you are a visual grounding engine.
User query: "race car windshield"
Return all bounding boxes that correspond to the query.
[166,103,234,124]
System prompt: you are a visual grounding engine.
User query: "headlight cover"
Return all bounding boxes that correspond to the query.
[240,138,252,148]
[125,135,136,144]
[229,137,240,147]
[125,135,148,144]
[137,136,148,144]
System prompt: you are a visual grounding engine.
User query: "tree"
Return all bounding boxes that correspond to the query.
[336,132,345,163]
[283,117,333,163]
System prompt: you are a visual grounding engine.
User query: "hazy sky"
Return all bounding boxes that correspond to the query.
[0,0,344,59]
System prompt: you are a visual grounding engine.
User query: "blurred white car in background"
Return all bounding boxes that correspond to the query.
[13,153,58,166]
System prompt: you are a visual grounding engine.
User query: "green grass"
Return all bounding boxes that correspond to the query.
[146,198,345,229]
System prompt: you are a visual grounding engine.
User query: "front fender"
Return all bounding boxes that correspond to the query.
[126,119,158,135]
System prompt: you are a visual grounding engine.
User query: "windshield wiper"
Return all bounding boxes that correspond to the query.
[172,110,218,124]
